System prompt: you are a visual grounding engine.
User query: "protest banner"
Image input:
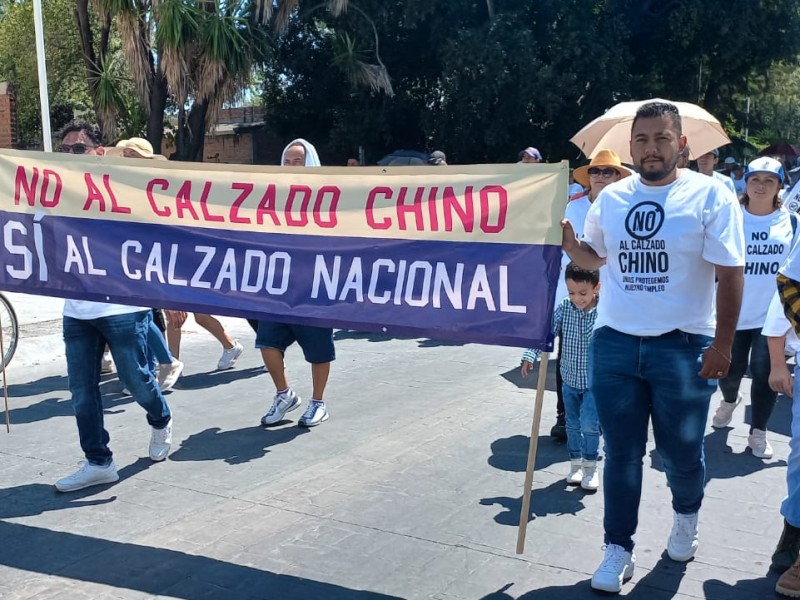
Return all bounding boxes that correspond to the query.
[0,150,566,349]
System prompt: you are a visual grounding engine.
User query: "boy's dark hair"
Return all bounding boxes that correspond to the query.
[565,262,600,286]
[58,121,101,145]
[632,101,682,136]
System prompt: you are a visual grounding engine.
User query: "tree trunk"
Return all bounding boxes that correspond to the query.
[147,73,168,154]
[74,0,113,139]
[174,100,209,162]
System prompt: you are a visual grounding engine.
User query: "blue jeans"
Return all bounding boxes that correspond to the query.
[63,311,172,466]
[589,326,714,552]
[147,310,173,367]
[719,328,776,432]
[562,383,600,461]
[783,359,800,528]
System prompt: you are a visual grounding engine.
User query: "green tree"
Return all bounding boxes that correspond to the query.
[0,0,89,147]
[259,0,800,165]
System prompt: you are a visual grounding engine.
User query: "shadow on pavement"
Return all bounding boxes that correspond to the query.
[648,428,787,481]
[500,361,558,392]
[169,425,309,465]
[0,521,402,600]
[0,458,154,519]
[488,434,566,473]
[175,366,265,390]
[5,381,139,425]
[702,574,778,599]
[480,479,589,526]
[7,374,69,396]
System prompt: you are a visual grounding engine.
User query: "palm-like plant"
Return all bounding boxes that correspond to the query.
[75,0,390,159]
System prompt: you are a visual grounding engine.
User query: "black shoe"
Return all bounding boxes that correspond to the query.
[773,520,800,573]
[550,421,567,442]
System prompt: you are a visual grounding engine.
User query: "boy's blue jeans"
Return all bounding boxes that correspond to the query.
[63,311,171,466]
[589,326,714,552]
[783,359,800,527]
[562,383,600,461]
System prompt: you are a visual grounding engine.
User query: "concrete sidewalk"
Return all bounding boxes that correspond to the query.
[0,312,790,599]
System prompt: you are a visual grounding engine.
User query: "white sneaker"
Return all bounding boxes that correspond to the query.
[712,394,742,428]
[149,418,172,462]
[298,400,329,427]
[581,460,600,491]
[667,511,699,562]
[158,359,184,392]
[566,459,583,485]
[591,544,635,593]
[261,389,301,425]
[101,351,115,374]
[55,460,119,492]
[748,428,774,459]
[217,341,243,370]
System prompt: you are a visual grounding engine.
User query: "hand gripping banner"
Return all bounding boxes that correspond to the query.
[0,150,567,349]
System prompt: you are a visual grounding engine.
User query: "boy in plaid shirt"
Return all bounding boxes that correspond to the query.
[521,263,601,491]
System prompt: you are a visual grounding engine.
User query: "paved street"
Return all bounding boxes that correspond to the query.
[0,294,790,599]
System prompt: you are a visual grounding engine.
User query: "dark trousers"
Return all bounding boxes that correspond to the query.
[719,327,777,432]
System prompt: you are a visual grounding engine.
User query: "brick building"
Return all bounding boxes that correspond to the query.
[163,106,283,165]
[0,82,18,149]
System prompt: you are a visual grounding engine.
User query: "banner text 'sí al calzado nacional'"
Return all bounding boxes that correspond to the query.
[0,150,567,349]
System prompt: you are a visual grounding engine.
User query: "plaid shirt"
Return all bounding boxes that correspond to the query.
[521,296,597,390]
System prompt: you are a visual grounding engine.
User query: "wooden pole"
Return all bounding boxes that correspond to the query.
[516,351,550,554]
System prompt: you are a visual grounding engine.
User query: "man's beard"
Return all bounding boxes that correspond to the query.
[639,157,678,182]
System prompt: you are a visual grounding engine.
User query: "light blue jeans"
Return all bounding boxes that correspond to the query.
[589,326,714,551]
[782,360,800,527]
[562,383,600,461]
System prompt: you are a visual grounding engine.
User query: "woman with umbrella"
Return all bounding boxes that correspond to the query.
[712,157,799,459]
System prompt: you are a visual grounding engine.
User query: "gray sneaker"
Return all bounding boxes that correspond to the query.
[261,389,301,426]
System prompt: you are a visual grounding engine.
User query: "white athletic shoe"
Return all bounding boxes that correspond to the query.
[667,511,699,562]
[149,418,173,462]
[55,460,119,492]
[591,544,635,593]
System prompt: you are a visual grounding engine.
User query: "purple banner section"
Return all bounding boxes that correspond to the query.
[0,211,561,348]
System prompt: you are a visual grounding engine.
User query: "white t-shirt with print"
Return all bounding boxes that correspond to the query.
[63,299,148,320]
[556,196,592,302]
[738,207,795,330]
[762,291,800,355]
[582,170,744,336]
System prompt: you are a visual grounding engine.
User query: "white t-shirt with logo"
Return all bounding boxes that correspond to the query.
[582,170,744,336]
[63,299,148,320]
[738,207,795,330]
[556,196,593,302]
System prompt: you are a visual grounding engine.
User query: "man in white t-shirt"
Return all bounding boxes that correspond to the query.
[54,122,173,493]
[696,148,737,196]
[562,102,745,593]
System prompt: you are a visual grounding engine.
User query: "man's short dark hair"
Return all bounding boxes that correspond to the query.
[59,121,101,145]
[565,262,600,286]
[632,102,682,136]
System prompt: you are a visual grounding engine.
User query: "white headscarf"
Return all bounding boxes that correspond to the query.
[281,138,321,167]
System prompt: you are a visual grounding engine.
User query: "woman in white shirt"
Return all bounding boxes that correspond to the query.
[713,157,796,459]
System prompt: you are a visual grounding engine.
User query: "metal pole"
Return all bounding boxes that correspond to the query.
[33,0,53,152]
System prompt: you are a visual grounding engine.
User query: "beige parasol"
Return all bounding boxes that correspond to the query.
[570,98,731,164]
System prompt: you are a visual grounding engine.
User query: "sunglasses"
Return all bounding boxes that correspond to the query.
[59,143,94,155]
[588,167,618,179]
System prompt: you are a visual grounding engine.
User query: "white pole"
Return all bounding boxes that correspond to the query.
[32,0,52,152]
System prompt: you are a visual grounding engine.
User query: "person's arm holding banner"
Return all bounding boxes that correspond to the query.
[561,219,606,270]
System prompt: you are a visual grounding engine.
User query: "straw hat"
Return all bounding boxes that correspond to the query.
[106,137,166,160]
[573,149,632,188]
